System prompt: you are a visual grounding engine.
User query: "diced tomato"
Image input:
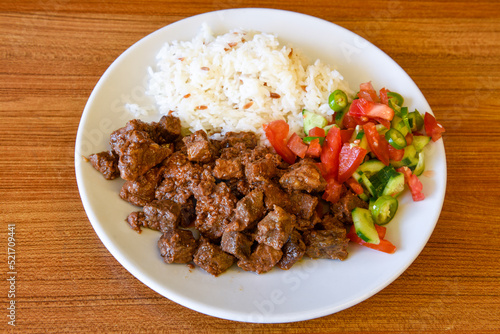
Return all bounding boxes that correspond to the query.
[340,129,354,143]
[305,138,322,158]
[374,117,391,129]
[320,126,342,179]
[308,126,326,138]
[347,225,396,254]
[345,177,364,195]
[263,120,296,164]
[342,114,360,129]
[424,112,446,142]
[338,143,368,183]
[388,144,404,161]
[379,87,390,105]
[363,122,390,166]
[348,98,394,121]
[286,133,308,159]
[374,224,387,239]
[357,82,379,103]
[405,132,413,145]
[322,177,344,204]
[397,166,425,201]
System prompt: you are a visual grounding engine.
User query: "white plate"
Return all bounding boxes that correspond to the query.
[75,8,446,323]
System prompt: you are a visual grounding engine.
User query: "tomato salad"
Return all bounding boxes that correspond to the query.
[263,82,445,254]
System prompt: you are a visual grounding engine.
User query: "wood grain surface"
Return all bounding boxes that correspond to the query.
[1,1,499,332]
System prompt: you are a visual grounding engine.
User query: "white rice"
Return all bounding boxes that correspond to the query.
[146,24,353,142]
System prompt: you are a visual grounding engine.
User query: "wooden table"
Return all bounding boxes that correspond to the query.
[1,1,499,332]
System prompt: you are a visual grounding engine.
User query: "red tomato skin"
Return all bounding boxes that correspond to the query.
[320,126,342,179]
[340,129,354,143]
[388,145,404,161]
[286,133,308,159]
[322,177,343,203]
[308,127,326,137]
[379,88,390,105]
[263,120,296,164]
[305,138,322,158]
[363,122,390,166]
[349,98,394,121]
[358,82,379,102]
[424,112,446,142]
[347,225,396,254]
[338,143,368,183]
[397,166,425,202]
[345,177,364,195]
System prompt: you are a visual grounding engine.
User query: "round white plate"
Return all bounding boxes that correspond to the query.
[75,8,446,323]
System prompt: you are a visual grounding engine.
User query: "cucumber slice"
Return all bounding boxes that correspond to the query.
[352,208,380,244]
[390,144,418,168]
[414,151,425,176]
[358,159,386,176]
[412,136,431,152]
[360,173,377,197]
[369,166,399,197]
[391,115,409,137]
[382,172,405,197]
[302,109,327,135]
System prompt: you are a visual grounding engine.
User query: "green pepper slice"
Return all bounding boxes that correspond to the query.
[387,92,404,116]
[408,110,424,131]
[385,128,407,149]
[328,89,348,112]
[370,195,399,225]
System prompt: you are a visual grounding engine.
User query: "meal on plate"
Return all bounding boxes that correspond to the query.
[87,27,445,276]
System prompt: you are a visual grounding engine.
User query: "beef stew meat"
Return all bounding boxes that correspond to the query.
[88,116,369,276]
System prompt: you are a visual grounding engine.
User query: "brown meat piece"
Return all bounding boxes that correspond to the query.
[155,115,181,143]
[279,159,326,193]
[303,222,349,260]
[158,228,198,264]
[109,119,154,153]
[88,150,120,180]
[245,158,278,184]
[277,230,306,270]
[194,182,237,241]
[212,157,244,180]
[119,167,164,206]
[114,129,173,181]
[193,237,235,276]
[258,181,292,211]
[183,130,218,163]
[225,190,265,232]
[331,190,368,225]
[143,199,181,231]
[221,231,253,260]
[288,191,318,219]
[221,131,258,149]
[237,244,283,274]
[125,211,147,233]
[255,205,296,250]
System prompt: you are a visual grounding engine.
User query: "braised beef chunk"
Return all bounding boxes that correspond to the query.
[193,237,235,276]
[125,211,147,233]
[237,243,283,274]
[221,231,253,260]
[116,130,173,181]
[143,199,181,231]
[303,218,349,260]
[279,159,326,193]
[259,181,292,211]
[226,190,265,232]
[194,182,237,241]
[183,130,218,163]
[120,167,164,206]
[221,131,258,149]
[158,228,197,264]
[289,191,318,219]
[156,115,181,143]
[90,115,373,276]
[212,157,244,180]
[255,205,296,250]
[277,230,306,270]
[88,150,120,180]
[331,190,368,225]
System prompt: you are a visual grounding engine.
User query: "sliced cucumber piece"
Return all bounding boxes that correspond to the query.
[391,115,409,137]
[352,208,380,244]
[382,172,405,197]
[369,166,399,197]
[412,135,431,152]
[414,151,425,176]
[302,109,327,135]
[358,159,386,177]
[360,173,377,197]
[390,144,418,169]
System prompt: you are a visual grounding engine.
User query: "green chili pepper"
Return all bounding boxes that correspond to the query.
[385,128,407,149]
[328,89,348,112]
[370,195,399,225]
[408,110,424,131]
